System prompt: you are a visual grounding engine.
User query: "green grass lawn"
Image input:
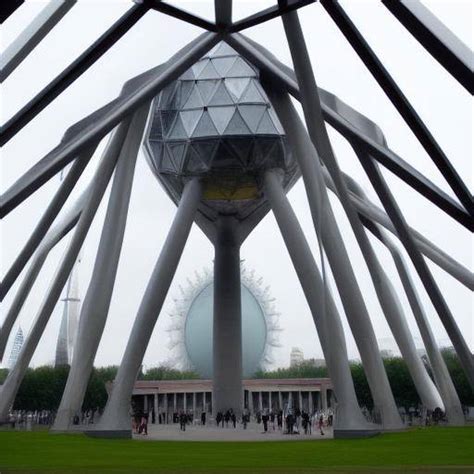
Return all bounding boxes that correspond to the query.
[0,427,473,473]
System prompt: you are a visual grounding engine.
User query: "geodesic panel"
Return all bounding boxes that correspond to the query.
[145,41,298,220]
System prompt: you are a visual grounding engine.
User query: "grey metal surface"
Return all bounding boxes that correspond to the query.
[1,145,96,301]
[353,145,474,390]
[269,89,402,430]
[321,0,473,215]
[382,0,474,93]
[53,106,149,431]
[323,170,473,291]
[212,217,243,416]
[0,119,131,422]
[215,0,232,28]
[264,169,372,431]
[1,32,219,216]
[144,41,297,234]
[226,33,472,230]
[348,185,464,424]
[99,179,202,432]
[0,0,76,82]
[0,194,86,362]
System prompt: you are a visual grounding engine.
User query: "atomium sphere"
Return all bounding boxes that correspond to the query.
[144,41,298,220]
[167,268,280,378]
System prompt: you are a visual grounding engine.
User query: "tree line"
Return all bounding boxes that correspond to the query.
[0,349,471,412]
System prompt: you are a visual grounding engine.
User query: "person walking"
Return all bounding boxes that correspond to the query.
[262,411,269,433]
[201,411,206,426]
[318,414,325,436]
[231,411,236,428]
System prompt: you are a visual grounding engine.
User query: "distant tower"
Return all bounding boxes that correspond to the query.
[290,347,304,367]
[8,327,24,369]
[55,255,81,366]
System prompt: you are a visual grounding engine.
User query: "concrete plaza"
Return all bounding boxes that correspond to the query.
[133,421,333,442]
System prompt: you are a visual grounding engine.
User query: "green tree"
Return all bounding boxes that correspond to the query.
[441,348,474,406]
[252,361,328,379]
[139,366,199,381]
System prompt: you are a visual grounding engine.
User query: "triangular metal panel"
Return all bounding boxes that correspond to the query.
[193,140,218,168]
[208,106,235,134]
[197,80,219,104]
[159,82,178,109]
[226,57,257,78]
[167,142,187,171]
[192,111,219,137]
[256,110,278,134]
[212,42,238,57]
[178,81,195,108]
[148,110,163,140]
[212,57,236,77]
[183,85,204,109]
[180,110,202,136]
[185,143,209,173]
[252,138,278,167]
[238,104,267,133]
[198,60,221,80]
[161,110,178,136]
[268,106,285,134]
[223,109,252,135]
[169,115,188,139]
[179,67,195,81]
[161,144,179,173]
[208,82,234,106]
[225,78,250,102]
[240,80,267,104]
[192,59,208,78]
[226,137,254,166]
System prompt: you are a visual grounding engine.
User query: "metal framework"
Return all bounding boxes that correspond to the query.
[1,0,472,439]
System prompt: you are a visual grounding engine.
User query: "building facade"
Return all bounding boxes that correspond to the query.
[131,378,334,421]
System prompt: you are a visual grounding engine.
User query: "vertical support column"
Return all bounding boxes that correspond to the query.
[99,179,202,434]
[299,391,303,411]
[183,393,187,412]
[193,392,196,415]
[164,393,168,423]
[289,391,293,409]
[212,217,243,416]
[309,392,314,414]
[278,10,404,429]
[153,393,158,423]
[54,105,149,431]
[0,119,130,423]
[249,391,253,413]
[259,392,263,412]
[173,394,177,413]
[263,170,370,431]
[269,391,272,410]
[278,392,283,411]
[321,388,328,411]
[144,395,148,412]
[202,392,206,411]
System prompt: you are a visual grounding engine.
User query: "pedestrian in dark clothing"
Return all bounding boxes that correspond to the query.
[201,411,206,426]
[262,412,269,432]
[231,412,236,428]
[224,410,230,428]
[179,412,186,431]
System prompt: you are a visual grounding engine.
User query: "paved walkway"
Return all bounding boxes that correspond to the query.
[134,422,333,441]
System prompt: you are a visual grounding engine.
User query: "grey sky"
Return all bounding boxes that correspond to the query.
[1,0,472,371]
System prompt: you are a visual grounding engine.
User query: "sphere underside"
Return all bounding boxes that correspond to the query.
[185,283,267,378]
[145,41,298,220]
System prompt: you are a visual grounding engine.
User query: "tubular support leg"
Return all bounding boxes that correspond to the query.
[269,89,402,429]
[0,119,132,422]
[99,179,202,432]
[53,106,149,431]
[264,169,371,431]
[212,217,243,417]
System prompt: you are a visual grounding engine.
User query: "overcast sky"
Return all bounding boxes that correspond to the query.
[1,0,472,371]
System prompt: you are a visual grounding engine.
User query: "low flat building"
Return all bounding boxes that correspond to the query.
[132,378,334,420]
